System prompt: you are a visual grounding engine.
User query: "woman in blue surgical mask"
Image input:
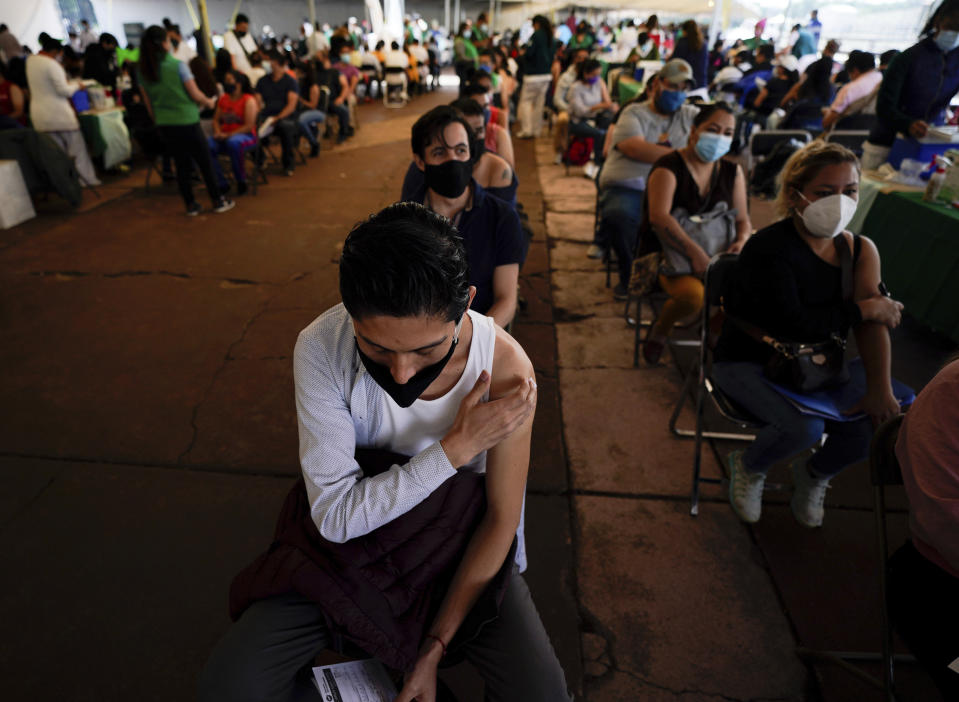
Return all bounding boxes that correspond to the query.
[567,58,618,170]
[863,0,959,167]
[639,102,751,364]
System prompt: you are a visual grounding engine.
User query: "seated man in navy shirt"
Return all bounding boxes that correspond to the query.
[255,50,299,175]
[404,105,526,328]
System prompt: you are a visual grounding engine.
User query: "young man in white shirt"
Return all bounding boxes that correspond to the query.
[222,13,259,83]
[198,203,570,702]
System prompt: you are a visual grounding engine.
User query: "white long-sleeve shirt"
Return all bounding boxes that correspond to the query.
[26,54,80,132]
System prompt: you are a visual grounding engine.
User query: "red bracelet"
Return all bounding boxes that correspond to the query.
[424,633,447,657]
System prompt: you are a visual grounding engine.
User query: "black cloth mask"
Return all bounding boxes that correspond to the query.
[356,316,464,408]
[424,159,472,198]
[470,136,486,163]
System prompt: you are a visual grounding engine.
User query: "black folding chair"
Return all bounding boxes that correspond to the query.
[826,130,870,158]
[796,414,915,700]
[744,129,812,180]
[666,254,762,515]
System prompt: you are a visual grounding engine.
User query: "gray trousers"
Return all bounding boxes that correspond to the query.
[197,571,571,702]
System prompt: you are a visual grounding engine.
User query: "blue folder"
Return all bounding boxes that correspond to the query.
[761,357,915,422]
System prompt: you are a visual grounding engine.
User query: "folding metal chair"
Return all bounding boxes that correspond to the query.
[744,129,812,178]
[796,415,915,700]
[826,130,870,158]
[665,253,762,515]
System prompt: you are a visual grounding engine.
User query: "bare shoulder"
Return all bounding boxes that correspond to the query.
[484,151,513,187]
[489,325,533,400]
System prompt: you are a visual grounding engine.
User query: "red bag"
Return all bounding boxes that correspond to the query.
[564,136,594,166]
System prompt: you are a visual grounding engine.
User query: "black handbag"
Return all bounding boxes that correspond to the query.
[731,235,854,393]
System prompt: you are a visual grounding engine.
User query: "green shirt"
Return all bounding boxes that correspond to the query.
[140,53,199,126]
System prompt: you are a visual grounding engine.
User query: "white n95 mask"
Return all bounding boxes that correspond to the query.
[798,192,858,238]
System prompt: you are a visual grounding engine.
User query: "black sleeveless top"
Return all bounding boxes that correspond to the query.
[639,150,738,244]
[714,217,864,365]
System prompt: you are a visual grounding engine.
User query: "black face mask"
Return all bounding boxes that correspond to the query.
[171,38,180,49]
[424,159,472,198]
[356,316,464,408]
[470,136,486,163]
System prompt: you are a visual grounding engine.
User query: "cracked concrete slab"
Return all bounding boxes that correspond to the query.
[551,270,626,319]
[549,240,610,273]
[545,212,596,244]
[560,367,722,497]
[0,273,270,464]
[556,317,638,369]
[182,359,298,473]
[0,458,292,702]
[575,496,806,702]
[229,309,316,361]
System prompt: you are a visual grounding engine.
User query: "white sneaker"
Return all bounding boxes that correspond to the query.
[554,152,564,165]
[728,450,765,524]
[586,244,605,259]
[583,162,599,179]
[790,458,830,528]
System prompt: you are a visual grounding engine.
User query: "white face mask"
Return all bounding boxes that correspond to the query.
[934,29,959,53]
[797,192,858,238]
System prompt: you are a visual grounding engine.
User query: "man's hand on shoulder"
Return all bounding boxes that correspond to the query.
[440,332,536,468]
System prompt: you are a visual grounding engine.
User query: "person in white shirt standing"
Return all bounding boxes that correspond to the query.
[167,24,197,65]
[222,13,259,84]
[26,33,100,186]
[78,19,98,51]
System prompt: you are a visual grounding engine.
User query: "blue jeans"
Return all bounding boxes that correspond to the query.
[569,119,607,163]
[297,110,326,147]
[598,185,644,288]
[712,361,873,477]
[208,133,256,187]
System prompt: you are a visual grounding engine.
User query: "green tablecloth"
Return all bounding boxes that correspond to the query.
[862,190,959,342]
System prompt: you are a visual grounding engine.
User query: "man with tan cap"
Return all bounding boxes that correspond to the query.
[594,58,699,299]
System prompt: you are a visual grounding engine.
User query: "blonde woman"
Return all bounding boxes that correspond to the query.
[712,141,904,527]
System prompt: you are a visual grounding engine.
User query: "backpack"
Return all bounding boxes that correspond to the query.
[564,135,594,166]
[749,138,804,198]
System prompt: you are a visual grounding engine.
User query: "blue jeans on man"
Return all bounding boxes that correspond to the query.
[598,184,645,290]
[712,361,873,477]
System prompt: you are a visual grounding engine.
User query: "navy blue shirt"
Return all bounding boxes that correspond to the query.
[256,73,299,117]
[398,179,526,315]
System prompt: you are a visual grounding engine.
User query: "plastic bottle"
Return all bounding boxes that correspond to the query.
[923,155,952,203]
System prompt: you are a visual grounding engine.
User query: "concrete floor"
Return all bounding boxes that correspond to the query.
[1,84,954,701]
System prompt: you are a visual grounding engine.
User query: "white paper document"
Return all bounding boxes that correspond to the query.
[312,659,398,702]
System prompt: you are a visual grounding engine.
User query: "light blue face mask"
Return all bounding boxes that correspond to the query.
[694,132,733,162]
[934,29,959,52]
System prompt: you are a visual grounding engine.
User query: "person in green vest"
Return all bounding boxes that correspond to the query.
[138,24,234,216]
[567,21,595,51]
[743,19,769,52]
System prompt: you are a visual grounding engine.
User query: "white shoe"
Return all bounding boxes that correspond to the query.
[586,244,605,259]
[728,450,765,524]
[790,458,830,528]
[554,152,564,165]
[583,162,599,179]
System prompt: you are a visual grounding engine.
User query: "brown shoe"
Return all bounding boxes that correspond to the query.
[643,338,665,365]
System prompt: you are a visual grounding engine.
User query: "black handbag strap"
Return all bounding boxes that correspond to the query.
[834,233,854,302]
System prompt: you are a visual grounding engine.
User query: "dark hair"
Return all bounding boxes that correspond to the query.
[214,48,233,83]
[879,49,900,66]
[693,101,735,127]
[375,40,385,50]
[461,82,488,98]
[736,50,754,64]
[757,43,775,61]
[38,32,62,53]
[638,32,650,44]
[792,24,803,32]
[340,203,471,322]
[532,15,554,41]
[100,32,118,47]
[411,105,474,158]
[235,13,250,26]
[646,15,659,30]
[265,49,283,63]
[224,69,253,95]
[577,58,601,81]
[450,96,484,118]
[922,0,959,36]
[681,20,704,52]
[845,50,875,73]
[138,25,168,83]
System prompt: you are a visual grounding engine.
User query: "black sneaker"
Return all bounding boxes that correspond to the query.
[219,182,231,196]
[309,143,320,158]
[186,202,202,216]
[236,181,248,197]
[213,198,235,214]
[613,282,629,301]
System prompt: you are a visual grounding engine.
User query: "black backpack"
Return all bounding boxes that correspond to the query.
[749,138,805,198]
